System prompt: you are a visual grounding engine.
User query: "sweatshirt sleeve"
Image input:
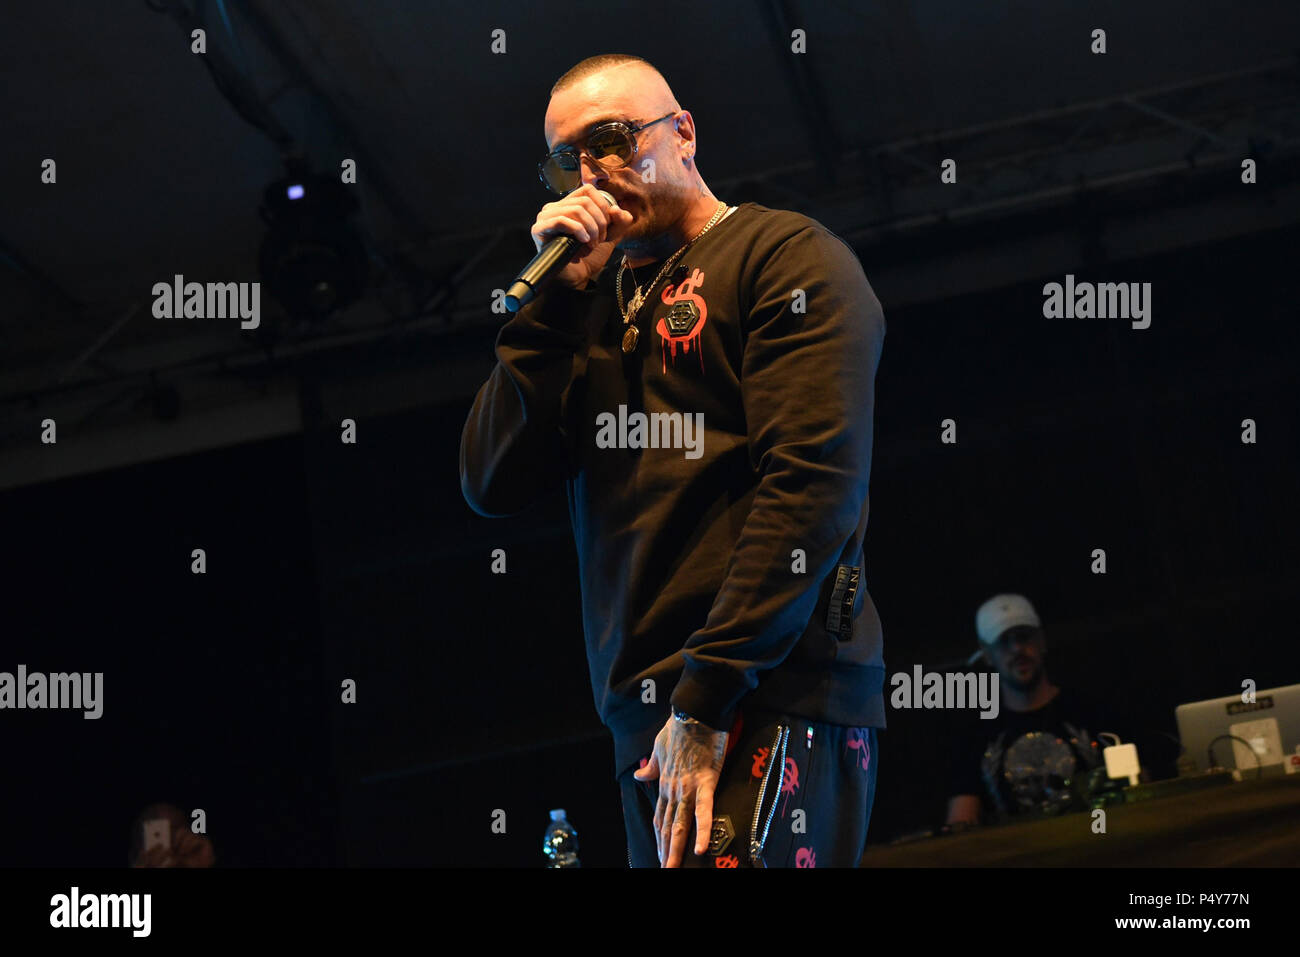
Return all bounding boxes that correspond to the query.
[459,282,606,517]
[669,225,886,730]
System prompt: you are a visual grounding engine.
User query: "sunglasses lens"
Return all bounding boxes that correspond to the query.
[538,125,635,194]
[540,154,580,194]
[587,128,634,166]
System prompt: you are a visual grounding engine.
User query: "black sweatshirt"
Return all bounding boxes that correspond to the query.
[460,202,887,777]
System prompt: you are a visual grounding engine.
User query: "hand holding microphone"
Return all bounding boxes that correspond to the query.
[505,185,636,311]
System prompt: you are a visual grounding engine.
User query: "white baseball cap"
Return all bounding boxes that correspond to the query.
[975,593,1042,645]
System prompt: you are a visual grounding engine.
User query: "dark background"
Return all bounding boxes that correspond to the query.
[2,1,1298,867]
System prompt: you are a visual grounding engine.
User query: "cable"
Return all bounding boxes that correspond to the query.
[213,0,250,75]
[1206,733,1264,780]
[143,0,292,149]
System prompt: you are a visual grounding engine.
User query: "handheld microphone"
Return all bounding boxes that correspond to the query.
[504,190,618,312]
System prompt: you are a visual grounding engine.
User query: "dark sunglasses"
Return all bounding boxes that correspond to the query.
[538,111,678,195]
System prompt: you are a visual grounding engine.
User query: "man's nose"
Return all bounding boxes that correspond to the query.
[578,153,609,188]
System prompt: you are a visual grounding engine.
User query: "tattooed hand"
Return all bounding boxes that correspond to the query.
[634,715,728,867]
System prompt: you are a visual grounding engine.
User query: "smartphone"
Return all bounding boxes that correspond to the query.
[143,818,170,853]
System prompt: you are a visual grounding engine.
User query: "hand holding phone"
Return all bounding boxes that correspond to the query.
[142,817,171,854]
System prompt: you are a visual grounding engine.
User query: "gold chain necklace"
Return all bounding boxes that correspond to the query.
[616,200,729,354]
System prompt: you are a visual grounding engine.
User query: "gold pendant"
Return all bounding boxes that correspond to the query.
[621,324,640,353]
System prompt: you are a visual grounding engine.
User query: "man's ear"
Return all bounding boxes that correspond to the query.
[675,111,696,157]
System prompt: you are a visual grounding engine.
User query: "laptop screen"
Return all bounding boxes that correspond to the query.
[1175,683,1300,774]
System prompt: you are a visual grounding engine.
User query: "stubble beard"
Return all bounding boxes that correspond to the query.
[615,188,693,262]
[1002,660,1045,695]
[616,206,664,259]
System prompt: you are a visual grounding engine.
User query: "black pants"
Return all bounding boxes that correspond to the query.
[619,706,879,868]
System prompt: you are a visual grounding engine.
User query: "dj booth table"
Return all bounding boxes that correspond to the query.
[861,775,1300,866]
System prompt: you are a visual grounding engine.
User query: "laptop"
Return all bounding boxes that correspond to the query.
[1175,683,1300,775]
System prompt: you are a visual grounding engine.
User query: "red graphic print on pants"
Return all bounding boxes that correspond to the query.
[846,727,871,773]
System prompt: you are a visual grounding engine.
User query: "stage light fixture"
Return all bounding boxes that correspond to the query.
[258,159,368,323]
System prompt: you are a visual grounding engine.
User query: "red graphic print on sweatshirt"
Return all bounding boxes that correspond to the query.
[656,267,708,374]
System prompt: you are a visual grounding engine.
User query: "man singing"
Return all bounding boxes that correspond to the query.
[460,54,887,868]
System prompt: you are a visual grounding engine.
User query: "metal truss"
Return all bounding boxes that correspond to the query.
[717,55,1300,243]
[4,57,1297,441]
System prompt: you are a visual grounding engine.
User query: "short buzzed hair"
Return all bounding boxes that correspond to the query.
[551,54,664,97]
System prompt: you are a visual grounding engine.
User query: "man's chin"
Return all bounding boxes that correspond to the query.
[617,225,653,252]
[1004,668,1043,693]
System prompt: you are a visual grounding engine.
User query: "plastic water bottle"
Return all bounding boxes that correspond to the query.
[543,809,580,868]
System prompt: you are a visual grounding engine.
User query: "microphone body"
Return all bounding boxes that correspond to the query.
[504,235,576,312]
[504,190,616,312]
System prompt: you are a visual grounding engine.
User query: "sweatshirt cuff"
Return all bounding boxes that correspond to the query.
[669,663,752,732]
[514,281,602,337]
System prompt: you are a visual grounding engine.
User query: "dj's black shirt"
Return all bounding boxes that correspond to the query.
[947,685,1109,821]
